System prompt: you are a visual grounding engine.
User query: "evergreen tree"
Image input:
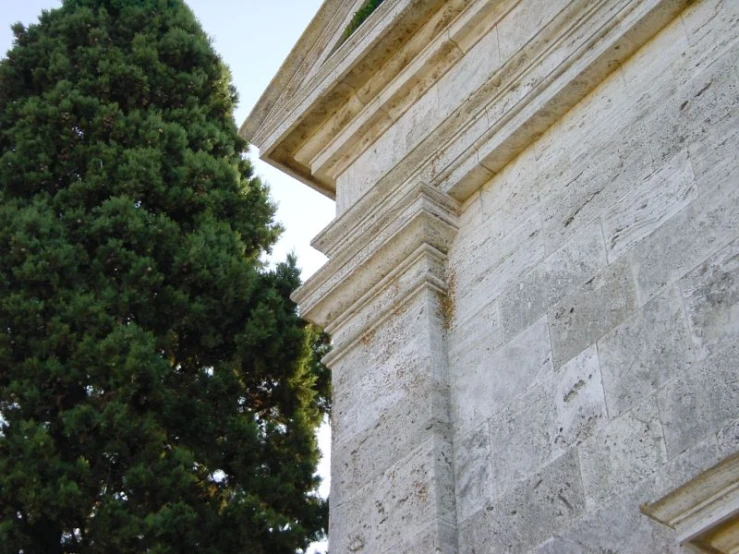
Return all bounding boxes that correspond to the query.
[0,1,328,552]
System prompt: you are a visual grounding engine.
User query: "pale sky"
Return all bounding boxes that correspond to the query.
[0,1,334,551]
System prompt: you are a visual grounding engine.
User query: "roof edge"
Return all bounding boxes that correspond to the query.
[239,0,348,143]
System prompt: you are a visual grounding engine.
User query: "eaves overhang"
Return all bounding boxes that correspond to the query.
[240,0,462,199]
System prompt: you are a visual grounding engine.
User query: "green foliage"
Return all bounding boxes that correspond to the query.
[342,0,385,39]
[0,1,328,552]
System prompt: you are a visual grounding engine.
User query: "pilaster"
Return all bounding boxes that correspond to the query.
[293,181,460,553]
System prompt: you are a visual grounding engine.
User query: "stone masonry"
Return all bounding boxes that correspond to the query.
[243,0,739,552]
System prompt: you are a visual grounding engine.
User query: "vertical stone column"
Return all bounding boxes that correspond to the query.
[293,184,459,553]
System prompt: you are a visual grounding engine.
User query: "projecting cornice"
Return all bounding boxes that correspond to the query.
[292,181,459,332]
[241,0,462,198]
[642,452,739,553]
[245,0,693,351]
[243,0,692,207]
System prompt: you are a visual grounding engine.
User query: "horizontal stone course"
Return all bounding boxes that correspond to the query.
[451,316,552,435]
[597,286,694,418]
[498,219,608,342]
[548,258,637,369]
[578,397,667,510]
[459,450,585,554]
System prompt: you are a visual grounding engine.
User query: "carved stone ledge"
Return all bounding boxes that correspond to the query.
[292,182,458,332]
[642,452,739,553]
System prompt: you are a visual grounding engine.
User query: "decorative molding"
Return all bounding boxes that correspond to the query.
[242,0,453,198]
[292,181,458,330]
[243,0,691,208]
[642,452,739,553]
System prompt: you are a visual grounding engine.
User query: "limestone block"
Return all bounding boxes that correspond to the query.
[398,84,440,155]
[657,341,739,459]
[332,392,450,506]
[437,25,500,119]
[536,437,723,554]
[447,299,504,382]
[337,118,404,212]
[578,397,667,509]
[480,148,540,227]
[534,489,678,554]
[620,9,686,101]
[551,70,631,165]
[676,0,739,86]
[679,238,739,360]
[452,208,547,322]
[487,380,560,499]
[643,40,739,170]
[451,316,553,435]
[548,259,637,369]
[598,286,694,418]
[602,149,697,262]
[688,109,739,193]
[553,345,608,449]
[331,333,423,443]
[330,433,455,554]
[496,0,570,62]
[383,520,458,554]
[717,418,739,458]
[540,126,653,251]
[454,422,493,525]
[499,219,608,342]
[629,173,739,306]
[458,450,585,554]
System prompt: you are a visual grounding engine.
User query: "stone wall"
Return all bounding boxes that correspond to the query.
[245,0,739,551]
[448,1,739,551]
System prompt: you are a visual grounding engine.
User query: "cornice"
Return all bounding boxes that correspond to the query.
[641,452,739,552]
[249,0,693,353]
[292,181,458,329]
[433,0,695,200]
[242,0,454,198]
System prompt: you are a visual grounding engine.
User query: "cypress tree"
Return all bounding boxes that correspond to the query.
[0,1,328,552]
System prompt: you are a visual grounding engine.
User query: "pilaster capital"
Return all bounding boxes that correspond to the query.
[292,181,459,356]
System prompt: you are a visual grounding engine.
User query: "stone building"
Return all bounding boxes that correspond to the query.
[242,0,739,551]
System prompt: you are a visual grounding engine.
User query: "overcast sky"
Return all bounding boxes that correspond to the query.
[0,1,333,551]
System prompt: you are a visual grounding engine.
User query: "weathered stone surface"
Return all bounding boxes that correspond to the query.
[598,286,694,417]
[548,259,637,369]
[246,0,739,550]
[629,170,739,306]
[496,0,570,61]
[717,418,739,458]
[451,205,546,319]
[679,238,739,360]
[447,299,503,380]
[539,126,653,252]
[657,341,739,459]
[602,149,697,262]
[438,25,500,119]
[579,398,667,509]
[384,520,458,554]
[454,422,492,524]
[499,220,608,342]
[452,316,552,434]
[537,437,723,554]
[332,398,450,506]
[553,345,608,449]
[479,149,540,226]
[488,381,560,498]
[459,450,585,554]
[331,433,455,554]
